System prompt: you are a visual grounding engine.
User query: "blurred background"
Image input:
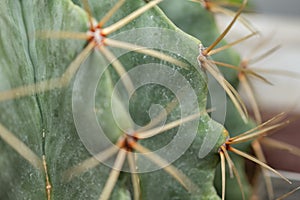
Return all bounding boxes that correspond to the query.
[252,0,300,17]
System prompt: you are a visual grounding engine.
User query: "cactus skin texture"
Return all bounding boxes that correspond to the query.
[0,0,252,199]
[159,1,256,199]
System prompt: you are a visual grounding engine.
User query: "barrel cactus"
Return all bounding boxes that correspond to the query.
[0,0,294,199]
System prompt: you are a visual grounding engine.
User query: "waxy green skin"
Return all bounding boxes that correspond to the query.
[0,0,251,199]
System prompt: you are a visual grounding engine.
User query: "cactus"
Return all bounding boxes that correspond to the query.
[0,0,296,199]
